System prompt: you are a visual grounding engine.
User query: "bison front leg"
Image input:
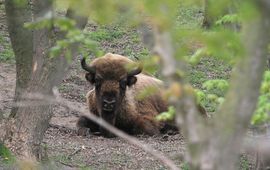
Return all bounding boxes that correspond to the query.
[77,115,100,136]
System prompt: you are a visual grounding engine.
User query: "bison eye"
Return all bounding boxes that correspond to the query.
[119,79,127,90]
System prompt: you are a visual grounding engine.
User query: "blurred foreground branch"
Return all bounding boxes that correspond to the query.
[14,89,179,170]
[153,27,208,169]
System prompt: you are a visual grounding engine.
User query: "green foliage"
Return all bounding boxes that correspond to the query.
[251,71,270,125]
[189,57,231,113]
[195,79,228,113]
[215,14,240,26]
[0,35,14,62]
[239,0,260,21]
[174,1,247,66]
[181,162,190,170]
[85,24,150,62]
[156,106,176,121]
[176,6,204,29]
[0,143,16,164]
[86,28,124,42]
[139,55,160,75]
[188,48,208,66]
[203,0,234,18]
[193,71,270,125]
[261,71,270,93]
[176,28,243,63]
[26,16,101,61]
[239,155,249,170]
[12,0,28,7]
[189,57,231,88]
[202,79,229,96]
[136,85,159,101]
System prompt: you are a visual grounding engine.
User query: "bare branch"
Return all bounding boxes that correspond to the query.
[153,28,176,77]
[14,90,179,170]
[152,27,207,168]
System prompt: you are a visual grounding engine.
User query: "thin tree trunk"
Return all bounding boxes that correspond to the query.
[5,0,33,117]
[202,0,212,28]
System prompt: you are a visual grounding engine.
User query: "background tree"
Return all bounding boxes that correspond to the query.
[1,0,88,160]
[5,0,33,117]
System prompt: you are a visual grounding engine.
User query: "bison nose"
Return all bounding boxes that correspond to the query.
[102,99,116,111]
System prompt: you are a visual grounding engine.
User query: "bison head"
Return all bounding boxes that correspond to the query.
[81,53,142,137]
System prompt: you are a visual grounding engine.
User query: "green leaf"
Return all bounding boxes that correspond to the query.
[135,86,159,101]
[156,106,176,121]
[0,143,16,164]
[49,46,62,58]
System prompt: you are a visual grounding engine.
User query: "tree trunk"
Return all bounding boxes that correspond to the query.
[202,0,212,29]
[154,0,270,169]
[4,0,56,160]
[2,0,88,160]
[5,0,33,117]
[199,1,270,169]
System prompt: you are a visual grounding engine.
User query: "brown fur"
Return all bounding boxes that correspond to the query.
[77,53,173,136]
[91,53,135,80]
[84,72,168,135]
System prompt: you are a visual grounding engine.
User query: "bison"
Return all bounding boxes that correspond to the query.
[77,53,177,137]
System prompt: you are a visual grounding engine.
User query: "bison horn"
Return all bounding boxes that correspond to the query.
[80,57,96,74]
[127,64,142,77]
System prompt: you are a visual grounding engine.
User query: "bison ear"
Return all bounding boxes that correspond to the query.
[127,76,137,86]
[85,73,95,84]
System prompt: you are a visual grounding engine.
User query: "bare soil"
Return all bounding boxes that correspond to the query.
[0,61,185,170]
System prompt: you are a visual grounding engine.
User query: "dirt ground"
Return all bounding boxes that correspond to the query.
[0,61,186,170]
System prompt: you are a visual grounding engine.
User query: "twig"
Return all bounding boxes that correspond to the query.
[57,160,74,167]
[152,27,208,168]
[67,148,81,159]
[153,28,176,78]
[48,123,76,134]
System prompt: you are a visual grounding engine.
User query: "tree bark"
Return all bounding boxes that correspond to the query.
[5,0,33,117]
[2,0,88,160]
[154,0,270,169]
[197,1,270,169]
[209,1,270,169]
[202,0,213,29]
